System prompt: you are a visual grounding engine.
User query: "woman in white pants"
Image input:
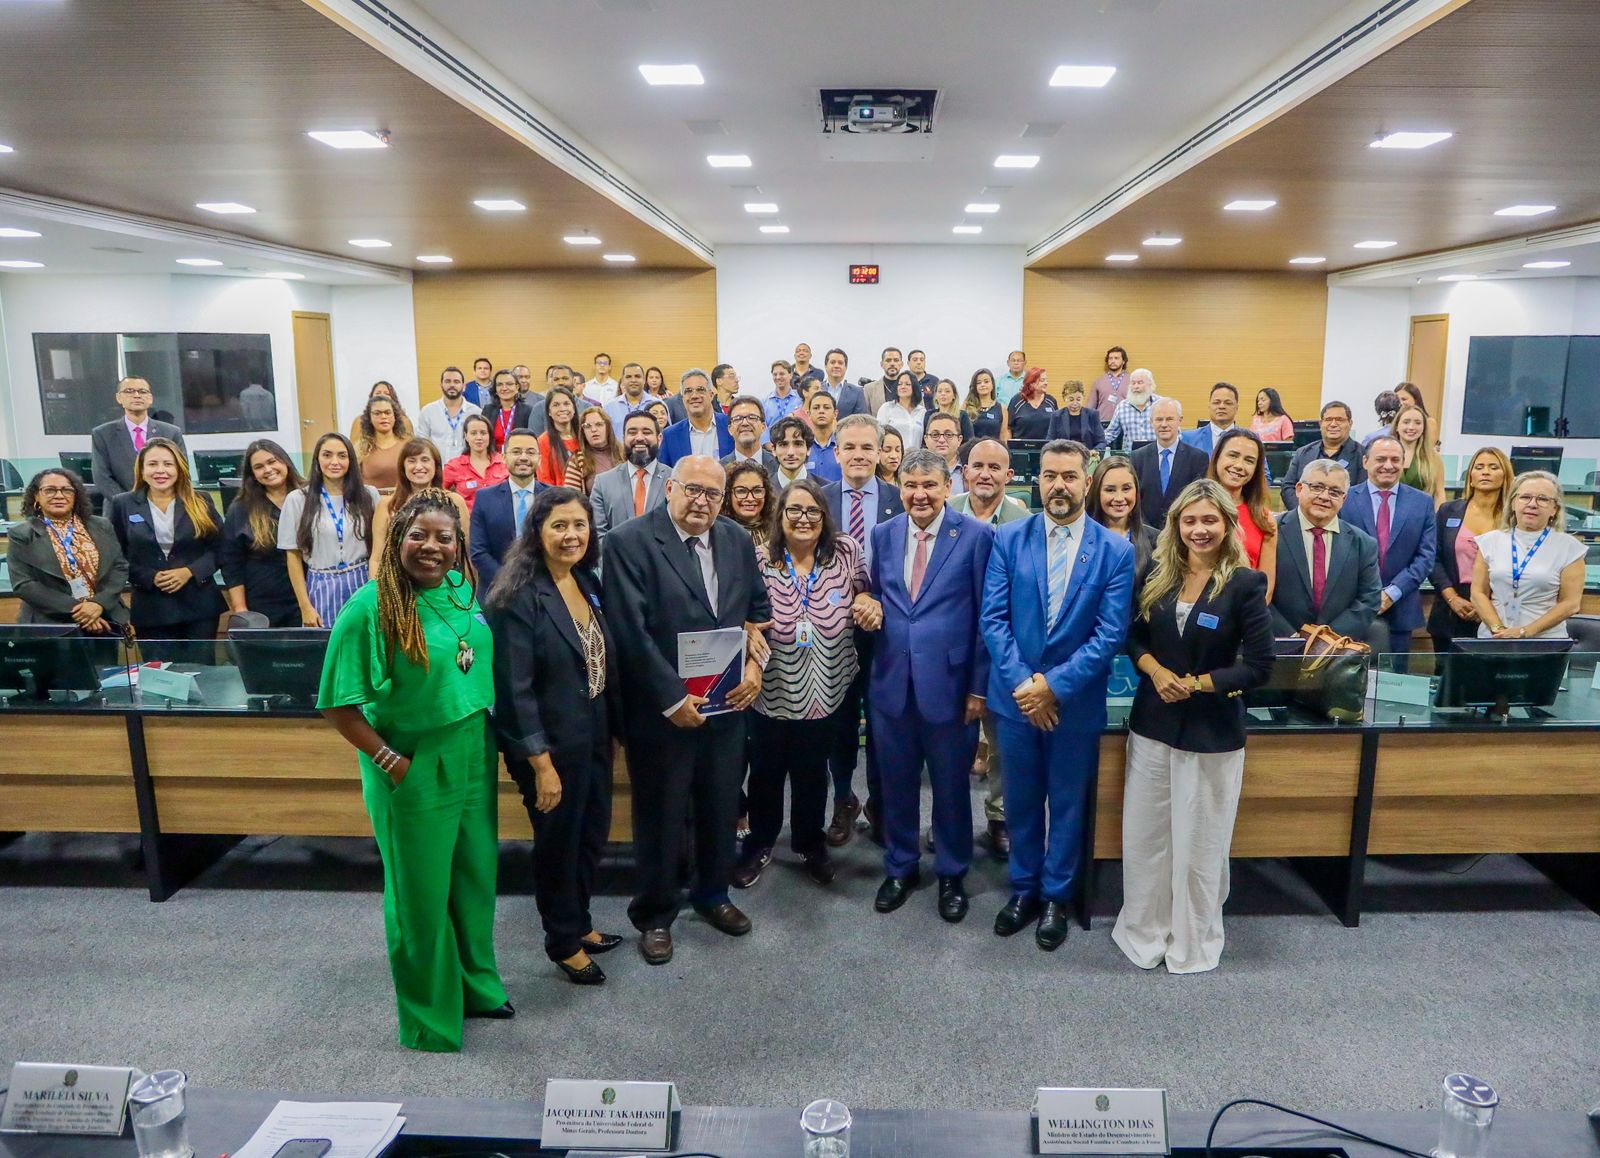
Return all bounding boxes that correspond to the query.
[1112,479,1274,974]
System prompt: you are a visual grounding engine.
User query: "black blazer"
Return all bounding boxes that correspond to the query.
[1127,566,1275,753]
[108,491,225,628]
[1430,499,1471,596]
[1270,510,1381,639]
[601,505,772,725]
[217,498,295,617]
[488,568,622,792]
[6,516,130,628]
[1048,408,1106,451]
[481,398,540,446]
[89,418,188,497]
[1132,439,1210,529]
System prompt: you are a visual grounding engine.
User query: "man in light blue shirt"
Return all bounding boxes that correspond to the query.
[995,349,1028,407]
[604,362,653,439]
[763,360,802,428]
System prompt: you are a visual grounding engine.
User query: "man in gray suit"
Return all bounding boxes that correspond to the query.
[593,410,671,538]
[89,376,187,496]
[1271,458,1384,646]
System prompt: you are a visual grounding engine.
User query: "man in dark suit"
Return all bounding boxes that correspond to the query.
[821,347,870,418]
[90,377,187,496]
[1271,459,1383,644]
[1132,398,1208,529]
[469,428,546,591]
[602,456,773,966]
[821,415,904,845]
[1277,400,1367,509]
[1340,436,1438,652]
[592,412,671,538]
[864,448,994,923]
[720,395,781,476]
[659,371,733,467]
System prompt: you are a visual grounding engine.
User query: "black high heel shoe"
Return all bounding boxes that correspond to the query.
[580,932,624,955]
[467,1001,516,1019]
[556,957,606,985]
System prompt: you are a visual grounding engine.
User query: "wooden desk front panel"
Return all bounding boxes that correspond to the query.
[1,717,139,831]
[1094,732,1360,858]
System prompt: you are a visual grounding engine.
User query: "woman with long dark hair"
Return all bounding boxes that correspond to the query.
[220,439,305,626]
[1086,455,1159,575]
[923,378,973,442]
[487,486,623,985]
[356,394,407,492]
[371,438,471,579]
[964,368,1009,442]
[1250,388,1294,442]
[537,386,581,486]
[442,414,509,511]
[876,426,905,487]
[722,461,777,549]
[319,488,509,1050]
[876,370,925,451]
[645,366,668,398]
[1207,428,1278,600]
[280,432,378,627]
[9,468,128,634]
[566,406,622,493]
[348,380,413,444]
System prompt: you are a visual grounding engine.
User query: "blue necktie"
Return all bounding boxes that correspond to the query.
[1047,524,1073,625]
[1160,447,1172,493]
[514,487,528,531]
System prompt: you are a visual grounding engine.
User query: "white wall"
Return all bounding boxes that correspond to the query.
[1320,286,1412,426]
[715,244,1024,398]
[330,283,420,425]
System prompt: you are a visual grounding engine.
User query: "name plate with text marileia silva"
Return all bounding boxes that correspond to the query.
[1032,1087,1170,1155]
[0,1063,137,1136]
[542,1079,680,1152]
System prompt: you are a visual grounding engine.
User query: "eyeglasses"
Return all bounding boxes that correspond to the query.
[1515,494,1558,507]
[783,506,824,523]
[119,388,153,397]
[37,486,75,497]
[729,413,762,426]
[927,430,959,441]
[731,486,766,501]
[676,482,724,503]
[1302,482,1347,499]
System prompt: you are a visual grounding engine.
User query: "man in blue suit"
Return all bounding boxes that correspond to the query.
[864,448,993,922]
[469,428,546,591]
[658,370,733,467]
[1179,381,1240,457]
[980,438,1135,950]
[1340,435,1437,652]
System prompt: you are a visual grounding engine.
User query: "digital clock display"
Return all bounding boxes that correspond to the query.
[849,263,880,284]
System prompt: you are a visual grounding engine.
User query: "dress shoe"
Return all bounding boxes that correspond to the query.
[802,849,836,885]
[640,928,673,965]
[873,871,920,913]
[466,1001,516,1019]
[994,893,1044,937]
[1035,901,1071,951]
[988,818,1012,858]
[826,794,860,847]
[937,875,969,923]
[731,847,772,889]
[556,957,606,985]
[694,901,753,936]
[580,931,624,955]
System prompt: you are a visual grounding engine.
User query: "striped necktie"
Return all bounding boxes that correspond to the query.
[1047,523,1073,624]
[848,489,866,551]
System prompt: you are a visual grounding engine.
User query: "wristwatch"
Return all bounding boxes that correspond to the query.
[1190,675,1204,693]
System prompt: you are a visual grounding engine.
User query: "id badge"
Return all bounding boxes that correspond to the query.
[795,619,815,648]
[69,577,92,599]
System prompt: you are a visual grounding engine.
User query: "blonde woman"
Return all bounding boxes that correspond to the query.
[1470,470,1585,640]
[1113,478,1274,975]
[1390,403,1444,505]
[1428,447,1513,651]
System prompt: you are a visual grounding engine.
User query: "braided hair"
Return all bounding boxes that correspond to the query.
[375,487,477,671]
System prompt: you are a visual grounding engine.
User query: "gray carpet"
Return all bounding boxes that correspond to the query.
[2,813,1597,1117]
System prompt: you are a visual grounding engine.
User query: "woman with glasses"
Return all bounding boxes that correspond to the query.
[356,394,407,492]
[731,479,869,890]
[876,427,905,487]
[480,370,535,454]
[877,371,925,451]
[220,440,306,627]
[1470,470,1585,640]
[9,468,128,635]
[348,381,414,445]
[722,461,777,549]
[1428,447,1513,652]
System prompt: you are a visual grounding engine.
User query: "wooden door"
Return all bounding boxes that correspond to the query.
[1407,314,1449,423]
[291,312,336,460]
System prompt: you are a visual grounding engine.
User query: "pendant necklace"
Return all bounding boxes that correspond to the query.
[421,586,477,673]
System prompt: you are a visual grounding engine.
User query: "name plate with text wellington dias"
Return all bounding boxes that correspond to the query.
[0,1063,136,1136]
[1032,1087,1169,1155]
[542,1079,680,1152]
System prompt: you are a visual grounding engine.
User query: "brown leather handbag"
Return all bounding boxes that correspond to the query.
[1291,623,1372,722]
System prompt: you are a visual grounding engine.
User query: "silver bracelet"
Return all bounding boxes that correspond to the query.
[374,745,400,771]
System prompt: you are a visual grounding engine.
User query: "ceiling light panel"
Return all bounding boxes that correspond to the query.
[348,238,391,248]
[965,203,1000,214]
[1288,256,1326,265]
[1049,65,1116,88]
[196,202,255,215]
[563,235,602,246]
[743,203,779,214]
[639,64,703,85]
[759,225,790,234]
[0,227,41,237]
[602,253,636,263]
[1494,204,1556,217]
[308,129,388,149]
[1223,199,1277,212]
[1523,261,1570,269]
[1354,240,1397,249]
[260,271,305,280]
[952,225,983,235]
[175,258,223,267]
[707,154,752,168]
[1105,254,1138,262]
[0,260,44,268]
[1438,274,1477,282]
[0,144,14,154]
[1369,131,1452,150]
[994,154,1039,169]
[1143,236,1181,247]
[416,255,453,263]
[474,198,525,212]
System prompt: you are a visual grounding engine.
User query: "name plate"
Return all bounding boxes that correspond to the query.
[1375,670,1433,707]
[139,665,196,702]
[542,1079,679,1152]
[1032,1087,1169,1155]
[0,1063,136,1136]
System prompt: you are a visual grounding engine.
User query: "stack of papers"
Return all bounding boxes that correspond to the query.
[230,1101,405,1158]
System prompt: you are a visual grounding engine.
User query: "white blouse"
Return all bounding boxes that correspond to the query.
[876,401,924,452]
[277,486,381,569]
[1475,527,1586,638]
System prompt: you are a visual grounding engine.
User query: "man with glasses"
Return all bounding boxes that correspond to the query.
[90,376,188,496]
[721,396,780,476]
[604,456,772,966]
[924,412,967,496]
[1278,400,1367,509]
[1270,459,1382,644]
[660,369,733,467]
[1340,436,1436,653]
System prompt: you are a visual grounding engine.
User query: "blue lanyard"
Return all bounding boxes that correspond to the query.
[443,406,467,434]
[319,488,347,547]
[45,519,80,574]
[783,549,820,613]
[1509,526,1550,594]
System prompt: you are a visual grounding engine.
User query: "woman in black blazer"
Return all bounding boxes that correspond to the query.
[9,468,129,634]
[219,439,305,627]
[480,369,537,453]
[1113,478,1274,976]
[108,437,224,665]
[485,485,623,986]
[1427,447,1512,652]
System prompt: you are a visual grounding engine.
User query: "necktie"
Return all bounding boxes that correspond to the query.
[514,486,528,531]
[1159,447,1172,494]
[909,529,932,601]
[688,535,718,613]
[132,425,146,452]
[1047,523,1073,624]
[848,489,866,551]
[1310,525,1327,616]
[1376,489,1392,571]
[633,468,647,518]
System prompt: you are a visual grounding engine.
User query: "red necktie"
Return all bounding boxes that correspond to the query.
[1376,489,1392,571]
[633,468,647,518]
[1310,525,1327,617]
[909,530,932,601]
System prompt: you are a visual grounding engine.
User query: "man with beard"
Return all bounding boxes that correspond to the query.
[907,349,939,407]
[1090,345,1131,423]
[592,410,671,538]
[1102,367,1162,454]
[721,395,781,475]
[980,439,1134,950]
[864,346,903,414]
[470,428,547,589]
[416,365,484,461]
[605,362,653,440]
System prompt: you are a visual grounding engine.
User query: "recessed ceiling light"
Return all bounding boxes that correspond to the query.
[0,144,13,155]
[196,201,255,215]
[1370,131,1452,150]
[0,227,41,238]
[707,154,752,168]
[474,198,525,212]
[1048,65,1116,88]
[1224,199,1277,212]
[260,271,305,280]
[743,202,779,214]
[1354,240,1398,249]
[952,225,983,235]
[0,260,44,268]
[965,203,1000,214]
[759,225,790,234]
[1143,236,1181,247]
[563,235,602,246]
[1494,204,1556,217]
[175,258,223,267]
[638,64,704,85]
[348,238,391,248]
[307,129,388,149]
[1105,254,1139,263]
[1288,256,1327,265]
[602,253,636,263]
[416,255,453,264]
[994,154,1040,169]
[1523,260,1571,269]
[1438,274,1478,282]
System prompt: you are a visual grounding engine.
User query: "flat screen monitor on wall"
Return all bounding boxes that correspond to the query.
[1461,334,1600,438]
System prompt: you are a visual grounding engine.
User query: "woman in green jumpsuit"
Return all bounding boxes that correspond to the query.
[318,487,510,1051]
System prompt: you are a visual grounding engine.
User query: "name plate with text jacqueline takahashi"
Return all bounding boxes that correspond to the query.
[0,1063,136,1136]
[542,1079,680,1152]
[1032,1087,1169,1155]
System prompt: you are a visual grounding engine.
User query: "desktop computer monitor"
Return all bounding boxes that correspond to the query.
[1435,636,1573,713]
[1130,439,1152,453]
[1509,445,1562,479]
[0,624,112,702]
[1292,420,1323,448]
[194,450,245,485]
[1263,442,1296,483]
[229,627,331,709]
[1007,439,1046,484]
[57,451,95,485]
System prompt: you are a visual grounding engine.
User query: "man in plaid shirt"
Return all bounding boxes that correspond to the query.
[1103,368,1161,453]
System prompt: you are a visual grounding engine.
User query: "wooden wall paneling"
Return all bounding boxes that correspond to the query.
[1376,733,1600,796]
[1022,270,1328,423]
[1,717,139,831]
[1368,797,1600,854]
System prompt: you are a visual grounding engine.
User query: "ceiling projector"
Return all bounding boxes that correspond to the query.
[846,98,911,132]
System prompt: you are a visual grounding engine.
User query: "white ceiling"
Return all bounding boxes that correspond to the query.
[411,0,1355,247]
